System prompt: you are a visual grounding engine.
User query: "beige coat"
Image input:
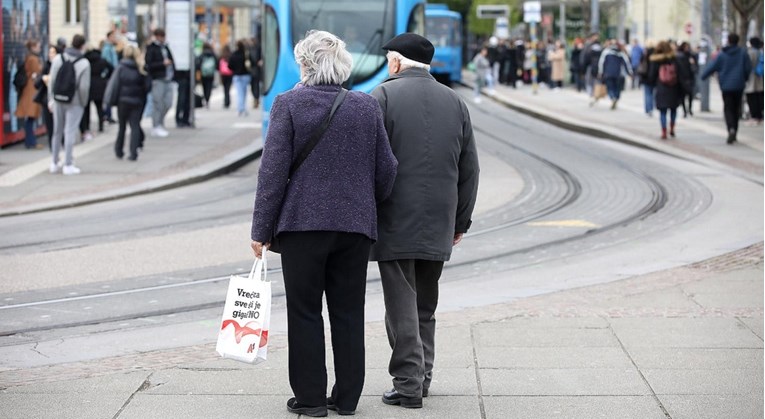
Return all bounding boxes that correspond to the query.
[548,49,566,82]
[745,48,763,93]
[15,54,42,119]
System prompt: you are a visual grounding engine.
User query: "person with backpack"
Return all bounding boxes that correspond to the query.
[48,34,91,175]
[745,37,763,125]
[196,43,217,108]
[648,40,687,139]
[218,45,234,109]
[15,39,43,149]
[701,33,753,144]
[106,45,151,161]
[597,40,633,109]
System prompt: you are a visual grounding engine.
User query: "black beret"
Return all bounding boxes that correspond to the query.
[381,33,434,65]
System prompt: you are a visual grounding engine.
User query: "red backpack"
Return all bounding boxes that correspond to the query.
[658,62,677,86]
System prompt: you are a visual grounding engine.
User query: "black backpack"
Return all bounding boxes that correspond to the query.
[52,55,84,103]
[13,59,27,93]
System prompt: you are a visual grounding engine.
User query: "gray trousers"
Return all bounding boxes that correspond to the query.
[151,80,174,128]
[51,103,85,166]
[379,259,444,397]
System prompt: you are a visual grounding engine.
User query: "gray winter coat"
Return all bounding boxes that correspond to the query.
[370,68,480,262]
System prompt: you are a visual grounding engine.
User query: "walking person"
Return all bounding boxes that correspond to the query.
[648,40,686,139]
[630,38,644,88]
[701,33,753,144]
[471,47,490,103]
[370,33,480,409]
[745,37,763,124]
[101,30,119,124]
[218,45,234,109]
[109,45,151,161]
[548,40,566,89]
[598,40,633,109]
[639,42,656,116]
[49,34,91,175]
[676,42,698,117]
[80,46,113,138]
[582,32,603,96]
[196,42,217,108]
[228,39,252,116]
[249,37,262,108]
[15,39,43,149]
[250,30,397,417]
[144,28,175,137]
[570,39,585,92]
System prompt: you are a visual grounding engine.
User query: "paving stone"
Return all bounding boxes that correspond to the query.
[146,368,293,395]
[610,318,764,348]
[589,287,700,309]
[738,316,764,339]
[483,396,666,419]
[362,367,478,396]
[627,348,763,370]
[660,395,764,419]
[118,394,295,419]
[644,369,763,395]
[0,393,127,419]
[476,346,633,369]
[3,370,148,394]
[479,368,650,396]
[474,324,619,348]
[354,395,481,418]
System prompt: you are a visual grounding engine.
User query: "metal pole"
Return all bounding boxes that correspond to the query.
[127,0,137,33]
[82,0,89,40]
[591,0,599,34]
[531,21,538,94]
[190,0,196,127]
[700,0,711,111]
[722,0,729,44]
[617,0,625,42]
[560,2,566,42]
[205,0,213,41]
[643,0,648,40]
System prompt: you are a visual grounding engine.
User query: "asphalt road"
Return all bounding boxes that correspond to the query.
[0,86,761,369]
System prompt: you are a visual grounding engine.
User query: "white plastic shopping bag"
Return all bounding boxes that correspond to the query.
[216,254,271,364]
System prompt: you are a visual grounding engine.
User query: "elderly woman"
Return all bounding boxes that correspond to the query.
[250,30,397,417]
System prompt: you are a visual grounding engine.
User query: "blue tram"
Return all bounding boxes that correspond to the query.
[425,4,462,85]
[261,0,426,137]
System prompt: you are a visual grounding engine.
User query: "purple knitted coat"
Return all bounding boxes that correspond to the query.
[251,84,397,243]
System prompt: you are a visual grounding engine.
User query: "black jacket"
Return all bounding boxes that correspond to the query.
[675,51,697,94]
[117,59,151,106]
[648,52,686,109]
[145,41,175,80]
[85,49,114,101]
[370,68,480,262]
[228,49,250,76]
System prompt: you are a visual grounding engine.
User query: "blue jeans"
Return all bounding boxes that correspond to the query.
[24,117,37,148]
[643,85,655,113]
[658,107,677,129]
[233,74,252,114]
[605,77,621,100]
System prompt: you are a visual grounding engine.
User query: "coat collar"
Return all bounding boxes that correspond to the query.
[382,67,435,84]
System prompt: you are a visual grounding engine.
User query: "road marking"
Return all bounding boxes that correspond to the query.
[527,220,600,228]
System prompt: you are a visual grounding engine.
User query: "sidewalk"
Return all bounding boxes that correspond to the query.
[0,91,263,217]
[0,244,761,418]
[464,73,764,183]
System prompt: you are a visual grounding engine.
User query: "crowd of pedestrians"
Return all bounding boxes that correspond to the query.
[469,32,763,144]
[10,29,265,173]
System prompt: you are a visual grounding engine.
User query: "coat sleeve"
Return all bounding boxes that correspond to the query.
[47,55,62,109]
[373,103,397,203]
[78,62,91,106]
[701,56,719,80]
[251,94,295,242]
[455,103,480,234]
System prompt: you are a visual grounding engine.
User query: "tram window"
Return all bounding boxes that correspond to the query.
[291,0,395,84]
[407,3,425,35]
[262,5,279,94]
[426,17,453,47]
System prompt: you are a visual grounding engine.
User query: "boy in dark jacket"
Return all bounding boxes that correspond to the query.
[80,48,113,136]
[701,33,753,143]
[144,28,175,137]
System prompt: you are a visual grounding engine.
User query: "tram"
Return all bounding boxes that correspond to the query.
[425,4,462,85]
[261,0,426,137]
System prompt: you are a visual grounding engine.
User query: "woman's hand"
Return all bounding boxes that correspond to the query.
[251,241,269,259]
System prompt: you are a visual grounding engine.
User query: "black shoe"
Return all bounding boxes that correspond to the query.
[286,398,327,417]
[327,397,355,415]
[423,388,429,397]
[382,389,422,408]
[727,131,737,144]
[127,155,138,161]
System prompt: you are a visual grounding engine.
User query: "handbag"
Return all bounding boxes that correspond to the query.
[216,254,271,364]
[593,82,607,99]
[268,88,348,254]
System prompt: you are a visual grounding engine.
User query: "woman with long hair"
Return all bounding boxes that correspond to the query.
[648,40,687,139]
[16,39,43,149]
[112,45,151,160]
[218,45,234,109]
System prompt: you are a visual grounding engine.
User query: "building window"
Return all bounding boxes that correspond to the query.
[66,0,81,24]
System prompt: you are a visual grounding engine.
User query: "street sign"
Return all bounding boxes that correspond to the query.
[523,1,542,23]
[478,4,510,19]
[495,17,509,39]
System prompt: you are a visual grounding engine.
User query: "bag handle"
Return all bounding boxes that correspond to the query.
[248,252,268,282]
[288,88,348,180]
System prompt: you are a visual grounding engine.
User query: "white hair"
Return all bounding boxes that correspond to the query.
[386,50,431,71]
[294,30,353,86]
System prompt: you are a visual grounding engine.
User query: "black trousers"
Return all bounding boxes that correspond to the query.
[79,98,104,133]
[221,75,232,108]
[175,73,191,125]
[722,90,744,134]
[115,103,143,159]
[279,231,372,412]
[378,259,444,397]
[747,91,764,121]
[200,76,214,104]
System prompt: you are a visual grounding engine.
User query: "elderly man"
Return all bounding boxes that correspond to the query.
[370,33,480,409]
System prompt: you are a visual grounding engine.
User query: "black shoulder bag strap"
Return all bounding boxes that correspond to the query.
[288,88,348,180]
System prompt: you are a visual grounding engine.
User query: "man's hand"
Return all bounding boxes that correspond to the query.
[251,241,269,259]
[453,233,464,246]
